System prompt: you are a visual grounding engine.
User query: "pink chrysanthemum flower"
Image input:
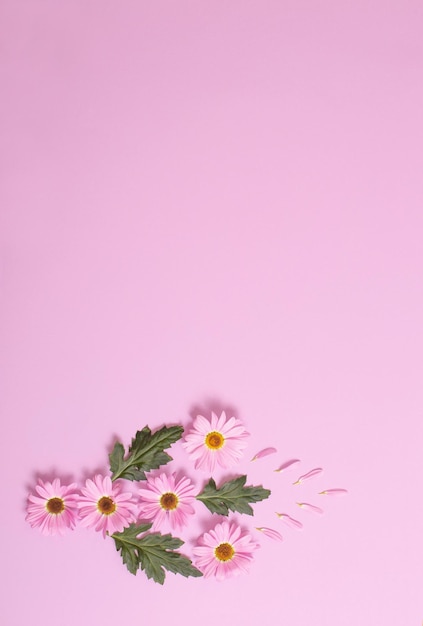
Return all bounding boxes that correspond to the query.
[182,411,249,473]
[138,472,196,531]
[26,478,79,536]
[78,474,137,537]
[193,521,258,580]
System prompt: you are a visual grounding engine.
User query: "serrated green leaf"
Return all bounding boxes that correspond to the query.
[196,475,271,516]
[109,424,184,481]
[112,522,153,574]
[112,523,203,585]
[109,442,125,475]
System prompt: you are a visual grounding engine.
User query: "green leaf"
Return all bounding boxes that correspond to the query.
[112,523,203,585]
[109,424,184,481]
[196,475,271,516]
[113,522,153,574]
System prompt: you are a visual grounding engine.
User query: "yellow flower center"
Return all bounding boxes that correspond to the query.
[160,492,179,510]
[205,431,225,450]
[46,497,65,515]
[214,542,235,562]
[97,496,116,515]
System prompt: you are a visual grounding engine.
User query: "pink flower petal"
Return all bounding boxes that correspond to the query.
[193,521,257,580]
[138,472,196,532]
[183,411,249,472]
[293,467,323,485]
[250,447,277,461]
[297,502,324,515]
[26,478,80,536]
[275,513,303,529]
[255,527,283,542]
[77,474,137,537]
[274,459,301,473]
[319,488,348,496]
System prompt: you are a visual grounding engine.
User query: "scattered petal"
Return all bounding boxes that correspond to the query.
[319,488,348,497]
[274,459,301,473]
[275,513,303,529]
[297,502,324,515]
[255,527,283,541]
[251,447,277,462]
[293,467,323,485]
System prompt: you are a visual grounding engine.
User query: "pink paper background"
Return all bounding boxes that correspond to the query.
[1,2,422,624]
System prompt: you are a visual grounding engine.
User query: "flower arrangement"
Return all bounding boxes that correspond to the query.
[26,409,346,584]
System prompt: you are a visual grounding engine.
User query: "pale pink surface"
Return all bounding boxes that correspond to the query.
[78,475,137,537]
[26,478,79,535]
[1,1,423,625]
[193,521,258,580]
[183,411,249,473]
[138,472,196,531]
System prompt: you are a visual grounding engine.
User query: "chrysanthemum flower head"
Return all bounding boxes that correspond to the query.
[138,472,196,531]
[193,521,258,580]
[78,474,137,538]
[182,411,249,473]
[26,478,79,536]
